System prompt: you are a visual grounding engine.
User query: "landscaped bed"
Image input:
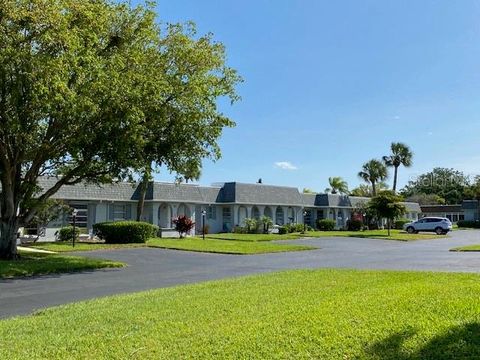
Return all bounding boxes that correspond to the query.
[205,233,303,241]
[0,251,124,279]
[303,229,447,241]
[450,244,480,252]
[147,237,314,254]
[2,269,480,359]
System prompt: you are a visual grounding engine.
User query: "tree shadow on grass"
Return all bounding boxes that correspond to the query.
[366,323,480,360]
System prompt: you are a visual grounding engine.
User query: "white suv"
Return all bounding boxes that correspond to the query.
[403,217,452,235]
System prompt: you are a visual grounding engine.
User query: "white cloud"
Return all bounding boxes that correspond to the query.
[274,161,298,170]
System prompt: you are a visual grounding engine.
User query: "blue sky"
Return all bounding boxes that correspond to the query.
[139,0,480,191]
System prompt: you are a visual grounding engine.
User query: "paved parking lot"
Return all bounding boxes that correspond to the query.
[1,230,480,318]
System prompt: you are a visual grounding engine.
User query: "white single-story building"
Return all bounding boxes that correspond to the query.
[22,178,422,241]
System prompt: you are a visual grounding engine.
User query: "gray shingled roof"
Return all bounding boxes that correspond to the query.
[301,193,369,208]
[7,177,421,211]
[151,183,204,203]
[404,202,422,212]
[219,182,304,206]
[39,177,139,201]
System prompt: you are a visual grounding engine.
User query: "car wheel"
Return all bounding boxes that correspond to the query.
[435,227,444,235]
[406,226,415,234]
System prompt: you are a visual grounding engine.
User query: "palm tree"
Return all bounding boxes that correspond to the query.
[325,177,349,195]
[382,142,413,193]
[358,160,388,196]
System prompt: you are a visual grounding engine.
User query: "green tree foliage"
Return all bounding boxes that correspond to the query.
[382,142,413,192]
[325,177,349,195]
[368,191,406,236]
[350,182,389,197]
[400,168,470,205]
[405,193,446,206]
[0,1,241,259]
[358,160,388,196]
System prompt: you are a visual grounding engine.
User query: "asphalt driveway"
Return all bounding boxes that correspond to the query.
[1,230,480,318]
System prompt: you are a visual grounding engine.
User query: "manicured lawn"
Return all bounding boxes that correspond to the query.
[303,229,446,241]
[2,269,480,359]
[147,237,313,254]
[205,233,303,241]
[31,241,147,253]
[450,244,480,252]
[0,252,124,279]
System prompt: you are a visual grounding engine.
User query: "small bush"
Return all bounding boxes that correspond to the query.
[347,219,363,231]
[173,216,195,238]
[293,223,305,232]
[316,219,336,231]
[457,220,480,229]
[233,226,247,234]
[244,218,258,234]
[58,226,80,242]
[278,225,289,235]
[93,221,158,243]
[394,219,411,230]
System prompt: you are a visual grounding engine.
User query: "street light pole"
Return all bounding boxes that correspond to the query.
[303,210,307,232]
[72,209,78,248]
[201,210,206,240]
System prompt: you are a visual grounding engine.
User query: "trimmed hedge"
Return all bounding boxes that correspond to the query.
[457,220,480,229]
[316,219,336,231]
[346,219,363,231]
[93,221,158,244]
[58,226,80,242]
[394,219,411,230]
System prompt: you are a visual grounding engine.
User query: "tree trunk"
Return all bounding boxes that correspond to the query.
[372,181,377,196]
[393,166,398,193]
[387,219,391,236]
[136,173,150,221]
[0,218,19,259]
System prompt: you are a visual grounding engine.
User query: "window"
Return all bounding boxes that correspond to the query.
[275,207,284,225]
[317,210,324,220]
[113,204,126,221]
[222,207,232,231]
[69,204,88,228]
[207,206,216,220]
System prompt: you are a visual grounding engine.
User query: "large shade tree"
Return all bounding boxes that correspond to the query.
[0,1,241,259]
[400,168,470,205]
[358,160,388,197]
[382,142,413,192]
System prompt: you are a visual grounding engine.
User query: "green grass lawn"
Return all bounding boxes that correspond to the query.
[205,232,303,241]
[450,244,480,252]
[303,229,446,241]
[2,269,480,359]
[147,237,314,254]
[0,252,124,279]
[31,241,147,253]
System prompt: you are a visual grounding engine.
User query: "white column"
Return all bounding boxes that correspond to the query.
[151,203,160,226]
[246,206,253,218]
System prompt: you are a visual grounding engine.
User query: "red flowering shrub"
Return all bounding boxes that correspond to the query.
[172,215,195,238]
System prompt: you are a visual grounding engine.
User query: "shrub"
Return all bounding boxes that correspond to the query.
[278,225,289,235]
[346,219,363,231]
[394,219,411,230]
[293,223,305,232]
[233,226,247,234]
[173,216,195,238]
[244,218,258,233]
[58,226,80,242]
[93,221,158,243]
[316,219,336,231]
[457,220,480,229]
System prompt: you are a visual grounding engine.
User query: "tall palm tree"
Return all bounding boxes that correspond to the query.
[358,160,388,196]
[382,142,413,192]
[325,177,349,195]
